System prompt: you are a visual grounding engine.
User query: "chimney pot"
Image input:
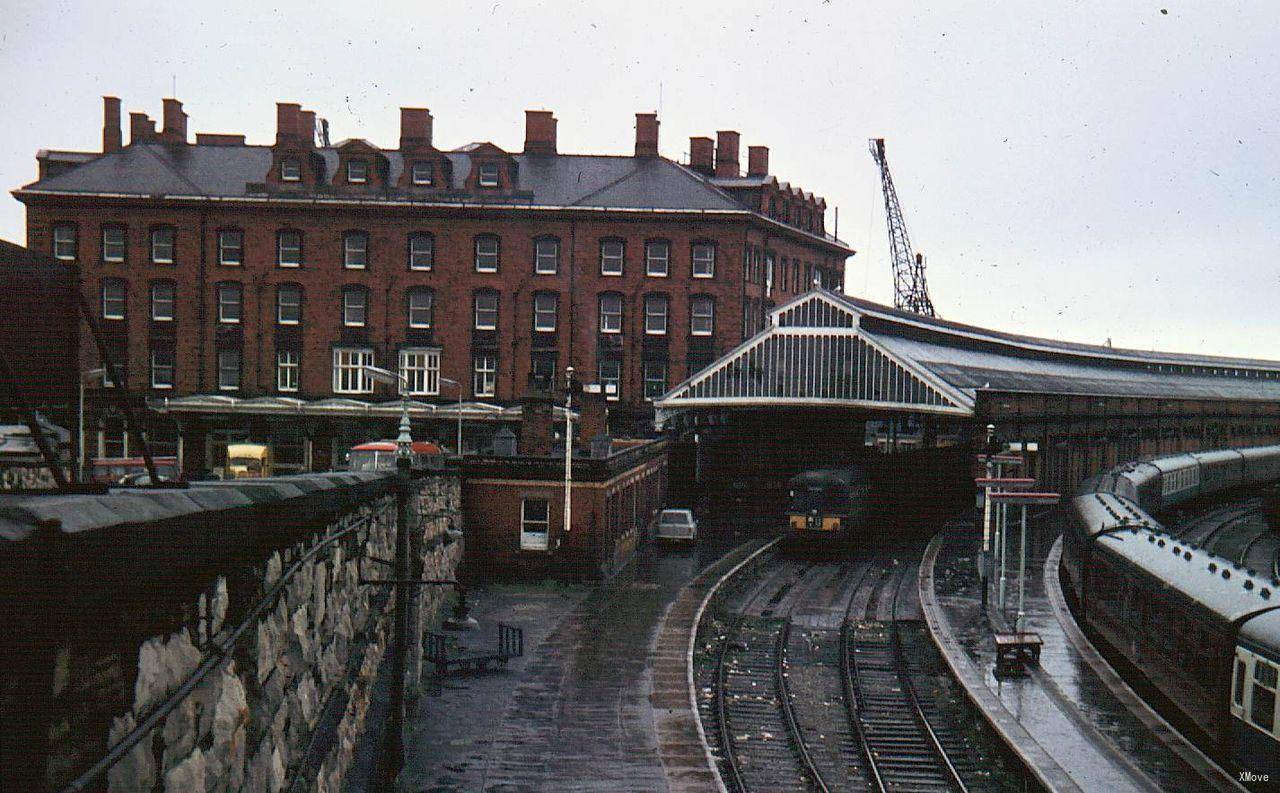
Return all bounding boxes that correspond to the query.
[715,130,740,177]
[634,113,659,157]
[129,112,156,145]
[747,145,769,177]
[688,136,714,175]
[102,96,122,153]
[400,107,433,149]
[161,98,187,144]
[523,110,557,155]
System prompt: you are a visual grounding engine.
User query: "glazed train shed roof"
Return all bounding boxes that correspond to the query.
[655,289,1280,421]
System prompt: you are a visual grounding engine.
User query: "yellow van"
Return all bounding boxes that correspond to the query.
[225,443,272,479]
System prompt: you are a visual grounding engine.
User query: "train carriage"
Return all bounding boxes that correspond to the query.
[783,466,870,547]
[1233,610,1280,780]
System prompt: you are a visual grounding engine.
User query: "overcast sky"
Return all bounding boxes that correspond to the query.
[2,1,1277,358]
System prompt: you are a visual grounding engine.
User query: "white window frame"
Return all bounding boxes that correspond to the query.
[691,297,715,336]
[520,498,550,551]
[600,239,624,276]
[277,349,299,392]
[150,349,175,389]
[101,281,126,320]
[643,360,667,401]
[478,162,500,187]
[217,349,241,391]
[473,354,497,397]
[346,160,368,184]
[411,161,432,186]
[280,158,301,181]
[692,242,715,278]
[644,295,668,335]
[474,292,498,330]
[598,359,621,402]
[277,231,302,268]
[408,289,433,329]
[399,347,441,396]
[102,227,126,263]
[217,285,242,324]
[343,289,367,327]
[332,347,375,394]
[533,293,557,332]
[218,229,243,266]
[150,283,175,322]
[408,234,433,270]
[474,236,499,273]
[534,238,559,274]
[53,224,77,260]
[277,285,301,325]
[150,228,176,264]
[599,294,622,334]
[344,232,368,269]
[645,240,669,277]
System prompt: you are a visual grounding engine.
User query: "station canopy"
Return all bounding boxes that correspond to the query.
[655,289,1280,425]
[151,395,576,421]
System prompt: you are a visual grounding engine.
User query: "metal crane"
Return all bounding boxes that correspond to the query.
[868,138,936,317]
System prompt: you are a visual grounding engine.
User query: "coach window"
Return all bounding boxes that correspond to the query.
[1252,658,1277,732]
[150,227,176,264]
[277,284,302,325]
[534,236,559,275]
[474,234,500,273]
[644,294,668,335]
[408,233,434,270]
[533,291,557,332]
[53,223,77,260]
[277,230,302,267]
[408,287,434,329]
[599,293,623,334]
[102,226,127,263]
[692,241,715,278]
[474,290,499,330]
[520,498,550,550]
[218,229,244,266]
[217,283,242,324]
[101,279,127,320]
[344,231,369,269]
[342,287,367,327]
[600,238,624,276]
[150,281,176,322]
[691,296,715,336]
[645,240,670,277]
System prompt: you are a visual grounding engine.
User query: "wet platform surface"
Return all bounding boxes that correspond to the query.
[925,520,1239,793]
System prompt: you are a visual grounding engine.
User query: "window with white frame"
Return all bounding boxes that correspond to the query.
[643,360,667,400]
[344,231,368,269]
[473,354,497,397]
[150,282,176,321]
[280,157,301,181]
[599,293,622,333]
[474,235,499,272]
[533,292,557,332]
[277,349,299,392]
[400,347,440,396]
[408,233,433,270]
[150,227,176,264]
[408,289,433,328]
[411,162,432,185]
[333,347,374,394]
[218,229,243,266]
[102,227,126,263]
[277,230,302,267]
[598,359,621,401]
[692,242,715,278]
[534,237,559,274]
[343,288,367,327]
[101,279,126,320]
[218,349,241,390]
[346,160,368,183]
[531,351,557,389]
[474,291,498,330]
[520,498,550,550]
[600,239,624,275]
[1253,657,1278,733]
[644,294,668,335]
[691,296,715,336]
[151,348,175,389]
[645,240,669,276]
[277,284,301,325]
[53,224,77,260]
[478,162,499,187]
[217,284,242,323]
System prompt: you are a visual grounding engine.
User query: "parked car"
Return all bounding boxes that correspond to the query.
[652,508,698,544]
[90,456,179,484]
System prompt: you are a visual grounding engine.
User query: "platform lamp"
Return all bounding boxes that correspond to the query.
[78,367,106,483]
[358,364,413,456]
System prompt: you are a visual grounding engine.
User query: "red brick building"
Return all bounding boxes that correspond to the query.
[14,96,852,472]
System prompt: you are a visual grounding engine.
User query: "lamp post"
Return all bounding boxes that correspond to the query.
[563,366,574,541]
[79,367,106,483]
[358,365,412,457]
[440,377,463,456]
[980,423,996,609]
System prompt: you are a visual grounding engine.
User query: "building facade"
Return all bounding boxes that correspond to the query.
[14,97,852,472]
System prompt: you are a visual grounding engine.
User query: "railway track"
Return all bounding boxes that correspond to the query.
[701,550,1012,793]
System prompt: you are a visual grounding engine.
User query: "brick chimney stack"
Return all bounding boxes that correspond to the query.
[102,97,121,153]
[299,110,316,147]
[747,145,769,177]
[129,112,156,145]
[634,113,659,157]
[400,107,433,149]
[518,394,556,456]
[276,103,302,145]
[577,390,608,446]
[715,130,740,177]
[161,98,187,144]
[688,136,714,175]
[523,110,557,155]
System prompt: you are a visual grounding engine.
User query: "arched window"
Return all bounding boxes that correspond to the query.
[408,233,434,270]
[474,234,500,272]
[690,296,715,336]
[101,278,127,320]
[408,287,434,328]
[645,239,670,277]
[600,238,625,276]
[149,280,176,322]
[277,229,303,267]
[644,294,668,335]
[534,236,560,275]
[344,230,369,269]
[691,241,716,278]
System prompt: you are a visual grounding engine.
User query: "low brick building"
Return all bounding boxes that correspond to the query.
[14,95,852,473]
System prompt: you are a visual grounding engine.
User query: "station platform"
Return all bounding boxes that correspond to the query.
[920,521,1244,793]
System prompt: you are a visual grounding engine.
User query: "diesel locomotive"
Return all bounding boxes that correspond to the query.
[784,466,871,545]
[1063,445,1280,780]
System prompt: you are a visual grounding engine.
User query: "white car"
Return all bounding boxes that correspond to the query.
[653,508,698,543]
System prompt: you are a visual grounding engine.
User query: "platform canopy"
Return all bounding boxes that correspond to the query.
[655,288,1280,426]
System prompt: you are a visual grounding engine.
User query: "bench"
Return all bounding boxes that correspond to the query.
[994,631,1043,678]
[425,622,524,676]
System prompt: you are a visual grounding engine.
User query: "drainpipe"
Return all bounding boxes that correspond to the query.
[568,219,577,381]
[197,210,208,391]
[254,273,266,392]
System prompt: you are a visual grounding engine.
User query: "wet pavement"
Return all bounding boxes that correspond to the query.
[927,520,1234,793]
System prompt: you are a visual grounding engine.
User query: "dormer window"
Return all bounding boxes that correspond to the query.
[347,160,368,184]
[281,158,301,182]
[411,162,433,186]
[478,162,499,187]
